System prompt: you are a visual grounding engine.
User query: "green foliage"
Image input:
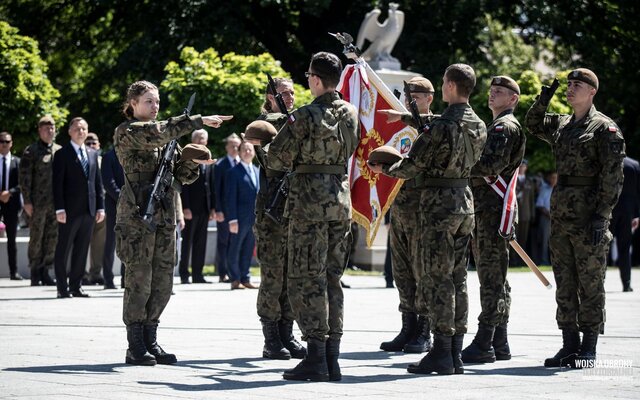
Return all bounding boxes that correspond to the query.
[0,21,68,151]
[161,47,313,155]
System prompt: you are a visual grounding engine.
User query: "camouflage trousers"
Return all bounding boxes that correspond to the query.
[27,206,58,268]
[389,208,424,314]
[287,219,351,341]
[255,211,295,322]
[550,218,610,334]
[116,223,176,326]
[471,209,511,326]
[419,212,474,336]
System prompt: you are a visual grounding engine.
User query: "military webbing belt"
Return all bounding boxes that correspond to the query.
[558,175,597,186]
[126,172,155,182]
[294,164,346,174]
[402,173,425,189]
[420,177,469,188]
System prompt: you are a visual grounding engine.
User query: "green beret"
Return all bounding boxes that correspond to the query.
[491,76,520,95]
[368,146,402,166]
[180,143,211,161]
[407,77,435,94]
[568,68,599,90]
[244,120,277,142]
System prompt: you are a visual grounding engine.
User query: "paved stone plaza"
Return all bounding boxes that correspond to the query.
[1,270,638,399]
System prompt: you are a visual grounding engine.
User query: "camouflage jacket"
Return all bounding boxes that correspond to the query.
[254,112,288,213]
[383,103,487,215]
[525,101,625,221]
[266,91,358,221]
[471,109,525,212]
[19,140,61,208]
[114,114,202,227]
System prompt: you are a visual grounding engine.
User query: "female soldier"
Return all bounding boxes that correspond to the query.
[115,80,231,366]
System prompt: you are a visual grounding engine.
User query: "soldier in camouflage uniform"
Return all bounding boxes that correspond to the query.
[19,115,61,286]
[463,76,525,364]
[114,80,230,366]
[377,77,438,354]
[247,78,307,361]
[526,68,625,368]
[266,52,358,382]
[371,64,487,375]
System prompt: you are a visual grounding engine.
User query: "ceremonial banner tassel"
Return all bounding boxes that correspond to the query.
[337,58,416,246]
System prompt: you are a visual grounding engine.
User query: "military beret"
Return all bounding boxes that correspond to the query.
[244,120,277,142]
[407,77,435,94]
[38,115,55,127]
[491,76,520,95]
[568,68,599,90]
[85,133,99,142]
[368,146,402,166]
[180,143,211,161]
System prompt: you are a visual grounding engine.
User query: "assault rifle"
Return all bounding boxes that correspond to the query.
[140,93,196,232]
[403,80,427,134]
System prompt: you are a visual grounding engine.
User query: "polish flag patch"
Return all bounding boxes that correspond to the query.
[288,114,296,124]
[608,126,617,133]
[495,125,504,132]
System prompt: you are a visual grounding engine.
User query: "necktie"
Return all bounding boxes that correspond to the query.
[1,157,6,191]
[79,148,89,177]
[248,166,256,188]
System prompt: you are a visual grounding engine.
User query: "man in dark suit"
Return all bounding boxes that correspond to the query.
[214,133,241,283]
[611,156,640,292]
[0,132,23,280]
[225,141,259,289]
[52,117,105,298]
[101,147,124,289]
[179,129,216,284]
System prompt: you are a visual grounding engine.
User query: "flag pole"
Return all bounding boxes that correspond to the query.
[509,240,553,289]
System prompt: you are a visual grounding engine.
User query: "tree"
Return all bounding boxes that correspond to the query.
[0,21,68,151]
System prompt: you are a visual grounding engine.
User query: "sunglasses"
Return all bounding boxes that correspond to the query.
[305,71,323,79]
[85,141,98,147]
[0,140,12,144]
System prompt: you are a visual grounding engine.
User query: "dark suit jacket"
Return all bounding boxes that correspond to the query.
[0,154,21,213]
[214,156,235,215]
[52,143,104,218]
[224,163,259,225]
[101,148,124,203]
[181,164,214,215]
[613,157,640,218]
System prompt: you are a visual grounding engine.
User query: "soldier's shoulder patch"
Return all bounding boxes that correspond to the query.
[495,125,504,132]
[288,114,296,124]
[608,126,617,133]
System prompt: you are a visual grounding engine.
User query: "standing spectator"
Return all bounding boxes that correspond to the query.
[213,134,241,282]
[19,115,60,286]
[178,129,216,284]
[225,141,259,289]
[101,147,124,289]
[610,157,640,292]
[535,171,557,265]
[84,132,106,286]
[52,117,105,298]
[0,132,23,280]
[511,160,536,265]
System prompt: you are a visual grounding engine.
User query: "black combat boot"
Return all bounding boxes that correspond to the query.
[407,333,455,375]
[326,338,341,381]
[574,331,598,369]
[40,265,56,286]
[143,324,177,364]
[125,323,156,366]
[404,315,432,353]
[262,320,291,360]
[451,333,465,374]
[461,323,496,363]
[278,319,307,359]
[380,312,417,351]
[544,329,580,368]
[283,338,330,381]
[30,266,41,286]
[493,322,511,360]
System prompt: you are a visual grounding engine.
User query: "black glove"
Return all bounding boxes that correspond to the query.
[538,78,560,107]
[590,215,608,246]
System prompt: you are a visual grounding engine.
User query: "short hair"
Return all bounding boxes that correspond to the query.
[262,77,293,113]
[69,117,87,129]
[192,129,208,141]
[445,64,476,98]
[122,80,158,119]
[225,133,242,144]
[309,52,342,89]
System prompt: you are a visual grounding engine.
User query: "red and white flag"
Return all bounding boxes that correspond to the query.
[484,170,519,237]
[337,60,418,246]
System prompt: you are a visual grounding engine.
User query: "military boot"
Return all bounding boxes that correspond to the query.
[403,315,432,353]
[574,331,598,369]
[380,312,417,351]
[461,323,496,363]
[282,338,329,381]
[125,323,156,366]
[143,324,177,364]
[407,333,455,375]
[451,333,465,374]
[493,322,511,360]
[40,265,56,286]
[30,266,41,286]
[326,338,341,381]
[278,319,307,359]
[544,329,580,368]
[262,320,291,360]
